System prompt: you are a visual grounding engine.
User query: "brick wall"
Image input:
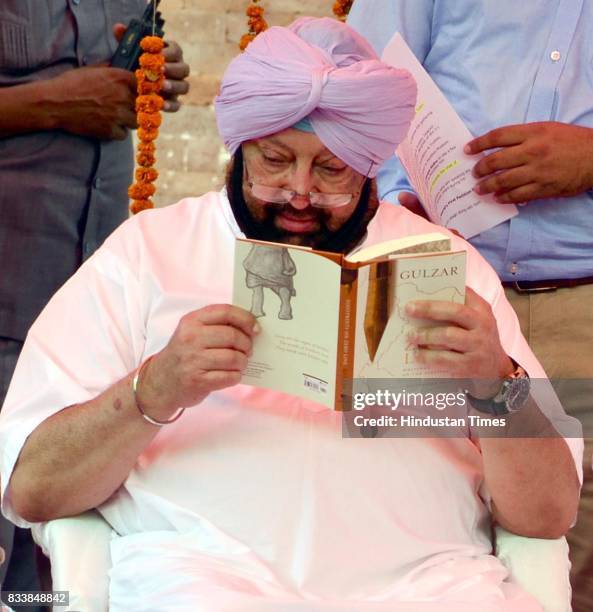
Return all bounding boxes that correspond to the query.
[150,1,334,207]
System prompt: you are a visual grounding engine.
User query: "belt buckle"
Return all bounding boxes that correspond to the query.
[512,281,558,293]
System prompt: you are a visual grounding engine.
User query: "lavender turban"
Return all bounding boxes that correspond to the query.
[214,17,417,178]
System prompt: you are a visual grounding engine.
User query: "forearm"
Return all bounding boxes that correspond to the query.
[0,80,61,137]
[0,67,137,141]
[479,402,580,538]
[9,365,179,523]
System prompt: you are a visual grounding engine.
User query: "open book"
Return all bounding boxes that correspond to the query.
[232,233,466,410]
[381,33,518,239]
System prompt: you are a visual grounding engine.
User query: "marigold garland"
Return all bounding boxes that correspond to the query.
[239,1,353,51]
[332,0,353,21]
[135,167,159,183]
[240,0,268,51]
[129,35,165,214]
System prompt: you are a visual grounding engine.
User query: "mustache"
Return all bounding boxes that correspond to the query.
[264,203,329,222]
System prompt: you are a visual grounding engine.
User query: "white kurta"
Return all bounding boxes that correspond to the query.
[0,191,582,611]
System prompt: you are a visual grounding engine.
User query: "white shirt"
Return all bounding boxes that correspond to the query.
[0,191,582,610]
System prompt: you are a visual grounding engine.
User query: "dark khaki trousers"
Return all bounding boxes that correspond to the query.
[505,285,593,612]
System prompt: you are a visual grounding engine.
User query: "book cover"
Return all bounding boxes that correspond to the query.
[232,234,466,410]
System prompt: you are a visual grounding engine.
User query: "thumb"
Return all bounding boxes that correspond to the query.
[113,22,127,42]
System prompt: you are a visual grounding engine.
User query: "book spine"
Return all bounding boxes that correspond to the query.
[335,268,358,411]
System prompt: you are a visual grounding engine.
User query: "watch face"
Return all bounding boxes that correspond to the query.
[504,375,531,413]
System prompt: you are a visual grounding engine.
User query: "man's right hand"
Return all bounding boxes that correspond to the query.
[135,305,259,421]
[48,66,137,140]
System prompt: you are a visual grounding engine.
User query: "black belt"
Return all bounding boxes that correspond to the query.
[502,276,593,293]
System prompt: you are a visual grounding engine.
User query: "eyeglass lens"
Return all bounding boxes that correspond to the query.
[248,183,353,208]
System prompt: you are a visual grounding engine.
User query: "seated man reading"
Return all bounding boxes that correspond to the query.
[0,17,582,612]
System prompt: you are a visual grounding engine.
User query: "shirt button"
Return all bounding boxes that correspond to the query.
[550,50,561,62]
[81,56,88,66]
[510,263,518,275]
[93,177,102,189]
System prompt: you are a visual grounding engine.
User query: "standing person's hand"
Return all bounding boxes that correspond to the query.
[112,24,191,113]
[161,39,190,112]
[466,121,593,204]
[48,66,137,140]
[398,191,427,219]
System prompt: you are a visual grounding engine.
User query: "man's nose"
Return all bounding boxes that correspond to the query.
[289,194,312,210]
[288,166,315,210]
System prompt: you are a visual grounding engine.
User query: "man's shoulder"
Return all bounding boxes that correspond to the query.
[367,201,454,243]
[134,190,227,226]
[99,190,233,269]
[110,190,227,241]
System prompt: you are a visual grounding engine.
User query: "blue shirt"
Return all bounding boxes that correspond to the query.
[348,0,593,281]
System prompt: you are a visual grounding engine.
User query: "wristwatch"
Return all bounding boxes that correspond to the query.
[467,364,530,416]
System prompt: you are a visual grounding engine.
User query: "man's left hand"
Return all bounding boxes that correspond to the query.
[113,24,190,113]
[465,121,593,204]
[406,287,514,384]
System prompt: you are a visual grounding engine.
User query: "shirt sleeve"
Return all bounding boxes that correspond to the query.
[0,221,146,528]
[348,0,435,204]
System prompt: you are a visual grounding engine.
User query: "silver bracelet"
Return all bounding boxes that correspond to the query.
[132,356,185,426]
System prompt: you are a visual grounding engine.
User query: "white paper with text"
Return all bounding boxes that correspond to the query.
[382,33,517,238]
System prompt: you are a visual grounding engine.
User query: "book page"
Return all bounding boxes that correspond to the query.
[382,33,517,239]
[353,251,466,379]
[233,240,342,409]
[346,232,450,263]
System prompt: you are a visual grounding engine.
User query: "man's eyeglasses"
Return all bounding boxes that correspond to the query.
[244,159,370,209]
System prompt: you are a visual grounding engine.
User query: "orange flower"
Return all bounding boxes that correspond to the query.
[246,5,264,17]
[138,141,156,154]
[140,36,165,53]
[135,167,159,183]
[239,33,256,51]
[137,151,156,167]
[128,182,156,200]
[138,126,159,142]
[136,94,164,113]
[138,112,162,129]
[251,19,268,34]
[130,199,154,214]
[136,76,165,95]
[136,69,161,84]
[139,53,165,69]
[333,0,353,20]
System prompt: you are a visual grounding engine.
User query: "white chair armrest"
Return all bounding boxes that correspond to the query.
[495,525,572,612]
[31,511,112,612]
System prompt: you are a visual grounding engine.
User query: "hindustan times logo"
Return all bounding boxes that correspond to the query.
[352,390,467,411]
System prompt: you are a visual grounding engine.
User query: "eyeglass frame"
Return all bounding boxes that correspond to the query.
[242,152,373,209]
